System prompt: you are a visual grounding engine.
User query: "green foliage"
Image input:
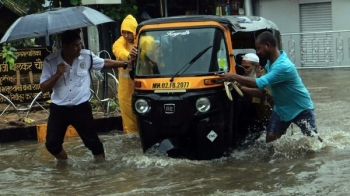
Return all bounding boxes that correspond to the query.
[70,0,138,21]
[11,39,36,48]
[109,100,117,111]
[89,99,100,112]
[2,44,18,70]
[70,0,80,6]
[100,1,138,21]
[13,0,46,12]
[89,98,119,113]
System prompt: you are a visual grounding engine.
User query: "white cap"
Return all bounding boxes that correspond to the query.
[242,53,259,63]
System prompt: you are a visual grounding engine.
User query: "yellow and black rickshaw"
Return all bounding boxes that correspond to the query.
[132,15,281,160]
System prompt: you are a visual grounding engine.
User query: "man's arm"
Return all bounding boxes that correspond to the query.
[103,46,138,69]
[217,73,258,88]
[103,59,132,69]
[240,86,265,97]
[40,74,62,93]
[40,62,67,93]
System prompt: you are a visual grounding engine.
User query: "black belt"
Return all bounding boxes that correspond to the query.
[51,101,88,108]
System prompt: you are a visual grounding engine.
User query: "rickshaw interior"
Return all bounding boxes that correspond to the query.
[231,28,282,71]
[136,27,230,77]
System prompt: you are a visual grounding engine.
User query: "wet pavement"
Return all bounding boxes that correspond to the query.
[1,68,350,195]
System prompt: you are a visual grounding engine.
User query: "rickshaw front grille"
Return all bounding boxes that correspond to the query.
[156,106,183,127]
[162,116,180,127]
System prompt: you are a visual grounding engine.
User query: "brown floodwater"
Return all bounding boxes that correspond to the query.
[1,68,350,196]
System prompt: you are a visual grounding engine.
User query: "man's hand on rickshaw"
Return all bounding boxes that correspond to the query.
[215,72,236,83]
[129,46,138,61]
[215,73,244,98]
[127,46,138,69]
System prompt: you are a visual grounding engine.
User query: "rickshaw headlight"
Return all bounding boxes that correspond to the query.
[196,97,211,113]
[135,99,149,114]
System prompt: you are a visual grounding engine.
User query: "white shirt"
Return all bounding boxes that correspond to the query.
[40,49,104,106]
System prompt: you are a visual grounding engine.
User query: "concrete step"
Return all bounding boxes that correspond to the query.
[0,116,122,143]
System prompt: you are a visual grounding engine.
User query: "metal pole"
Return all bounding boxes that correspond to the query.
[160,0,164,17]
[244,0,253,16]
[164,0,168,17]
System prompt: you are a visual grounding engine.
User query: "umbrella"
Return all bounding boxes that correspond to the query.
[0,6,114,44]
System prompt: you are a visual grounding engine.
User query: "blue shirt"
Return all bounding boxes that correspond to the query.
[255,51,314,121]
[40,49,104,106]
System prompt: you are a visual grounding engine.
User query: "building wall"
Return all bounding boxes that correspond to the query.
[257,0,350,33]
[256,0,350,67]
[332,0,350,31]
[258,0,300,33]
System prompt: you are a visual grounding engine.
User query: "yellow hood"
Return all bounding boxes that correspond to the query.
[121,14,137,35]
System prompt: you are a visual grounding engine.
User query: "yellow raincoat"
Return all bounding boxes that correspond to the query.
[138,35,157,75]
[112,15,138,134]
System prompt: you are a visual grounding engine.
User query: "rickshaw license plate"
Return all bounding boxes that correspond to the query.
[152,82,190,89]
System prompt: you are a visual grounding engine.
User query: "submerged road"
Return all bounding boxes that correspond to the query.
[0,68,350,195]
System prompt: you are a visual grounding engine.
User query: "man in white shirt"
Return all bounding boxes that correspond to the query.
[40,30,137,161]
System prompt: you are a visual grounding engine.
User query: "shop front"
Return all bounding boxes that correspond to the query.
[137,0,250,21]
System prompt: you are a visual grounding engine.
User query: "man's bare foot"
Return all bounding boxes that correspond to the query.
[94,153,105,162]
[54,149,68,160]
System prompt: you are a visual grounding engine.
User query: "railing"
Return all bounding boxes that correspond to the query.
[0,91,50,122]
[281,30,350,68]
[88,50,120,116]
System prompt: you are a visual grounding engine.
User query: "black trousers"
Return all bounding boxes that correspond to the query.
[45,101,104,156]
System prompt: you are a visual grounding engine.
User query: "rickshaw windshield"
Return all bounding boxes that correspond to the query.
[136,27,229,77]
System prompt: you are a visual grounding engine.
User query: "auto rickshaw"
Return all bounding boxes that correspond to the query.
[132,15,282,160]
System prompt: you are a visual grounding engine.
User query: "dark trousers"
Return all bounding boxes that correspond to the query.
[45,101,104,156]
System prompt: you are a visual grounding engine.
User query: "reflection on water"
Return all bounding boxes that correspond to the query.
[1,68,350,196]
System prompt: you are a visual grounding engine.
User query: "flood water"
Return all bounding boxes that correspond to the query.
[1,68,350,196]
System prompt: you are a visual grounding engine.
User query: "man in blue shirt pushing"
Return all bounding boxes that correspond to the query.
[218,31,323,143]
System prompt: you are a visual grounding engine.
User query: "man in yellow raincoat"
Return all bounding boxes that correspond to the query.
[112,15,138,134]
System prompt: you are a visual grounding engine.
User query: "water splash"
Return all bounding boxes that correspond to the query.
[230,124,350,163]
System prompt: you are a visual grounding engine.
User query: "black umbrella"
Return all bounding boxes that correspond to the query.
[0,6,114,44]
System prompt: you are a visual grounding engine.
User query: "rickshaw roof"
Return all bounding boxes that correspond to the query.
[137,15,279,33]
[223,15,279,32]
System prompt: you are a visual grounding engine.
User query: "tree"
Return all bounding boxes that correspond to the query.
[70,0,138,21]
[11,0,138,22]
[13,0,46,13]
[1,44,17,71]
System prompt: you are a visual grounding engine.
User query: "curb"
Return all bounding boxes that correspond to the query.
[0,116,122,143]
